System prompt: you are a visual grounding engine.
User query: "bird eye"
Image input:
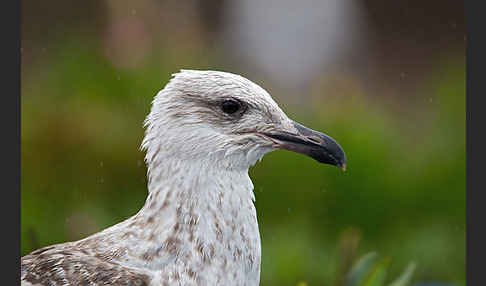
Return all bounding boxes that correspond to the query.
[221,99,242,115]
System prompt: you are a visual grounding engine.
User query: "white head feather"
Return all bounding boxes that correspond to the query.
[141,69,297,171]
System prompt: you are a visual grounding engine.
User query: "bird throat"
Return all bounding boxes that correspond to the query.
[117,156,261,282]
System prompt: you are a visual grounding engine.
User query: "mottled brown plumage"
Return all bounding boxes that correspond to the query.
[22,246,151,286]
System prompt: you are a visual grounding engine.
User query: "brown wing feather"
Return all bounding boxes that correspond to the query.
[21,246,152,286]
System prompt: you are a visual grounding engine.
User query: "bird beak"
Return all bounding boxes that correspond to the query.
[263,120,346,170]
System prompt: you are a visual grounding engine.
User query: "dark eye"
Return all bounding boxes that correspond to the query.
[221,99,242,115]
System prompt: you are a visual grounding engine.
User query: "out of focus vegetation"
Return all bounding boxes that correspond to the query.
[21,1,464,286]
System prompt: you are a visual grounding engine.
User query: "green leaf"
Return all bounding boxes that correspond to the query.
[388,262,416,286]
[361,257,390,286]
[346,252,379,286]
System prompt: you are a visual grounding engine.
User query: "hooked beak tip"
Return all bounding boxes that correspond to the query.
[340,162,347,172]
[262,120,346,169]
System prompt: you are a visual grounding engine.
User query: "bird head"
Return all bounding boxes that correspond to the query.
[142,70,346,171]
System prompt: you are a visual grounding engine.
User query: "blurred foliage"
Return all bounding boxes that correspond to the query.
[21,34,464,286]
[344,252,415,286]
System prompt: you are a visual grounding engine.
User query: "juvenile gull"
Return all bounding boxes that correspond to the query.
[21,70,346,286]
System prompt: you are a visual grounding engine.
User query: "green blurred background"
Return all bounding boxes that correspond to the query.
[21,1,465,285]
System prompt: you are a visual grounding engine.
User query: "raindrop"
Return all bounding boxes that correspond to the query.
[287,208,291,213]
[100,161,104,167]
[400,72,406,79]
[131,9,137,15]
[117,75,121,81]
[137,160,142,167]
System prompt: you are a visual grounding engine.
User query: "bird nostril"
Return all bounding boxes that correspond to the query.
[308,136,322,144]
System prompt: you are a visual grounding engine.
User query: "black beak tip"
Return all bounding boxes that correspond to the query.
[333,147,346,171]
[312,147,346,171]
[290,121,346,170]
[333,149,346,172]
[264,121,347,170]
[312,135,346,171]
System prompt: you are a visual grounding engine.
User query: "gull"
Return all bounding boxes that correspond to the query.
[21,70,346,286]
